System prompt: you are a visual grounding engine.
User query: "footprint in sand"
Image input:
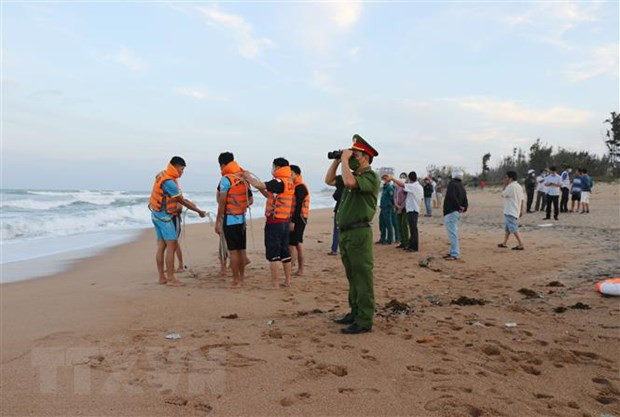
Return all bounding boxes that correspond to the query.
[338,387,380,394]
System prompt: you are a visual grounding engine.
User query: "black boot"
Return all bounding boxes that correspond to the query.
[333,313,354,325]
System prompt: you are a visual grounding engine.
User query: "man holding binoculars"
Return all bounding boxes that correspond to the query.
[324,135,380,334]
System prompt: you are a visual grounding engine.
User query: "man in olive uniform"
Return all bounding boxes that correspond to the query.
[325,135,380,334]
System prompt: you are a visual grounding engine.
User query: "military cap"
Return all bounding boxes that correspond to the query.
[351,134,379,157]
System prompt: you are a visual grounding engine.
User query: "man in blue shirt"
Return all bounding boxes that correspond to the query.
[580,168,593,214]
[570,168,582,213]
[149,156,207,287]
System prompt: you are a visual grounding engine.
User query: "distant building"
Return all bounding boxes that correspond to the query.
[377,167,394,177]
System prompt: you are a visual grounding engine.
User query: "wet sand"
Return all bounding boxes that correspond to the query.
[1,183,619,416]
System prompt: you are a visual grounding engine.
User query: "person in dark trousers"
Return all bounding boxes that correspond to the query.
[442,170,468,260]
[328,183,344,255]
[543,166,561,220]
[389,172,423,252]
[534,169,547,211]
[560,165,571,213]
[524,169,537,213]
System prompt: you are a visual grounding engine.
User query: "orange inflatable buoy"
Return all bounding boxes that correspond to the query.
[597,278,620,296]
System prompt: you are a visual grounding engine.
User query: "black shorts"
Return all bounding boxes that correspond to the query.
[265,222,291,262]
[289,219,307,246]
[223,224,246,251]
[571,193,581,202]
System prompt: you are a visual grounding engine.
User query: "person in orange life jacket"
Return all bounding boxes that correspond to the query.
[242,157,294,289]
[149,156,207,287]
[215,152,253,289]
[289,165,310,277]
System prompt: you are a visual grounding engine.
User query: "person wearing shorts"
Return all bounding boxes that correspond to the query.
[216,152,251,288]
[243,157,294,289]
[580,168,593,214]
[149,156,206,287]
[289,166,310,276]
[498,171,525,250]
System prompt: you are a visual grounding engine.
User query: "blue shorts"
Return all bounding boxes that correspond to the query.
[504,214,519,233]
[153,216,177,241]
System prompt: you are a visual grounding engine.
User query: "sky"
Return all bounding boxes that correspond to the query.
[2,1,618,191]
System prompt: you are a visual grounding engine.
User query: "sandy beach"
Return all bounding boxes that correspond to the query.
[1,183,619,417]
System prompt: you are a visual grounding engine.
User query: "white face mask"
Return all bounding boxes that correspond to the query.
[400,177,406,181]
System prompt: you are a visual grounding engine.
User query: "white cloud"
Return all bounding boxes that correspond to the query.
[565,43,619,81]
[348,46,361,57]
[327,1,363,29]
[313,69,343,94]
[457,97,591,125]
[501,1,600,49]
[115,46,144,71]
[92,46,144,71]
[196,6,273,59]
[173,87,229,101]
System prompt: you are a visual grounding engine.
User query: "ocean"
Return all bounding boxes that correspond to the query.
[0,188,336,283]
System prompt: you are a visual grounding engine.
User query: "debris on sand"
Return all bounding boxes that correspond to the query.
[296,309,324,317]
[518,288,541,298]
[377,299,414,318]
[419,258,431,268]
[553,303,591,313]
[221,314,239,319]
[423,294,443,306]
[418,257,442,272]
[547,281,565,287]
[450,296,488,306]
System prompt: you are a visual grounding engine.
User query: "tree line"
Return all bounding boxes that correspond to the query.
[480,111,619,183]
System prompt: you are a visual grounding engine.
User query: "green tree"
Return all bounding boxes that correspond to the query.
[481,153,491,181]
[604,111,620,175]
[528,139,553,172]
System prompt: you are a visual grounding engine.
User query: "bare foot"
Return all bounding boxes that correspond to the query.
[158,278,167,285]
[231,282,242,289]
[272,282,280,289]
[166,279,186,287]
[219,269,227,277]
[283,280,291,287]
[244,257,251,266]
[175,267,184,273]
[294,270,304,277]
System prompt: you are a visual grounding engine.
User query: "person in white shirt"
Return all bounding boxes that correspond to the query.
[543,166,562,220]
[498,171,525,250]
[389,171,423,252]
[559,165,571,213]
[534,169,547,211]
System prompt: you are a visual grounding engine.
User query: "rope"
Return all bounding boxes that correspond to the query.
[179,209,216,278]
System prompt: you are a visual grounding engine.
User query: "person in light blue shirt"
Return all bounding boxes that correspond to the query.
[149,156,207,287]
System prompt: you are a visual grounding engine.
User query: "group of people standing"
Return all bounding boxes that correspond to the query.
[375,175,446,246]
[524,165,594,220]
[148,154,310,289]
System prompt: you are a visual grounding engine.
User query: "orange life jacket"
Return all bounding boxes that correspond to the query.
[149,163,181,214]
[265,166,294,220]
[293,175,310,219]
[221,161,249,216]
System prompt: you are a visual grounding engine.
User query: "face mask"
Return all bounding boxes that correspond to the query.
[400,177,406,181]
[349,158,360,171]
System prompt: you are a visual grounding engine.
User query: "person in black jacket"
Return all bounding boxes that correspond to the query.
[524,169,537,213]
[443,170,468,260]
